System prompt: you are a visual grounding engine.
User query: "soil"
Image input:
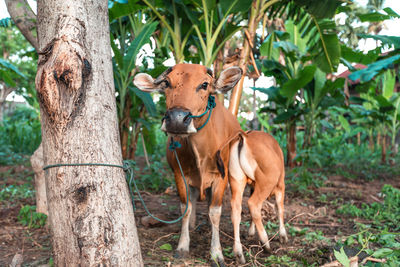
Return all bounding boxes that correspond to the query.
[1,164,399,266]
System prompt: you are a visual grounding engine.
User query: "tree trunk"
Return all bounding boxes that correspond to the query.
[377,132,381,147]
[30,143,48,215]
[5,0,39,51]
[287,122,297,168]
[35,0,142,265]
[369,129,374,151]
[228,1,259,116]
[381,134,386,164]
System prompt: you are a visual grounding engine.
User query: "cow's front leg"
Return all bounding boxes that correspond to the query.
[189,186,199,229]
[176,200,192,256]
[175,174,193,257]
[209,178,228,267]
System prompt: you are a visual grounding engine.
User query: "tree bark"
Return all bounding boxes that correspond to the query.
[381,134,386,164]
[30,143,48,215]
[35,0,142,265]
[228,1,258,116]
[287,122,297,168]
[5,0,39,51]
[0,82,15,121]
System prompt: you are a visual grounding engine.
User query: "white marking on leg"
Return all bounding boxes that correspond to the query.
[177,202,192,252]
[275,191,288,242]
[239,139,257,181]
[229,141,246,182]
[209,206,224,262]
[231,203,245,263]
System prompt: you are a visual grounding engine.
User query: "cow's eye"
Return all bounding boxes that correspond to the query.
[201,82,208,90]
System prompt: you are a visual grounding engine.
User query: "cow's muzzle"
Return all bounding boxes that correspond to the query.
[161,108,197,134]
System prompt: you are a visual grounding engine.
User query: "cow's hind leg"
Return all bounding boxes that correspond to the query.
[247,170,277,251]
[247,187,256,238]
[274,180,288,243]
[230,175,247,264]
[209,178,228,267]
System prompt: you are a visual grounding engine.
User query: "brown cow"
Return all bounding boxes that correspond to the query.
[134,64,287,265]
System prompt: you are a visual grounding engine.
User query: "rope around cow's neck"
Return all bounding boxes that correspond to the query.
[190,95,216,131]
[42,138,190,224]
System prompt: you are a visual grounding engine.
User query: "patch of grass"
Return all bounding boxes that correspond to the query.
[0,184,35,202]
[335,225,400,267]
[336,184,400,231]
[264,254,295,266]
[286,166,326,194]
[18,205,47,228]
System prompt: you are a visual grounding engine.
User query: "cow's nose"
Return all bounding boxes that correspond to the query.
[163,108,193,133]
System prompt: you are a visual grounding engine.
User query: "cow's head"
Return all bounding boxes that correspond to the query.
[134,64,242,135]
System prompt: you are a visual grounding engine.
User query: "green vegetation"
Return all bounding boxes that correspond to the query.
[337,185,400,231]
[1,0,399,266]
[335,185,400,266]
[18,205,47,229]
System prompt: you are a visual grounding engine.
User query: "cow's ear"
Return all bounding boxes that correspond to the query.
[134,73,159,92]
[214,67,243,94]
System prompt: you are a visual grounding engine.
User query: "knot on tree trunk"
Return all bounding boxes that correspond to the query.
[36,34,91,131]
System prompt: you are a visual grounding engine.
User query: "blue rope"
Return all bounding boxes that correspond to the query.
[190,95,216,130]
[42,139,190,224]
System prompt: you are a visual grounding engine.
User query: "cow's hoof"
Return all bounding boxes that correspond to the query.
[174,250,189,259]
[262,242,271,253]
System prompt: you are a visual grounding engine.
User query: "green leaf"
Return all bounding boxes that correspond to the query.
[0,69,17,87]
[333,247,350,267]
[314,76,345,106]
[312,18,340,73]
[372,248,393,258]
[274,41,299,55]
[293,0,341,19]
[159,243,173,251]
[358,8,400,22]
[349,54,400,82]
[220,0,252,15]
[109,0,142,21]
[338,115,350,132]
[129,86,157,117]
[340,45,379,65]
[123,21,158,78]
[273,109,297,123]
[0,58,26,78]
[281,65,316,99]
[383,70,395,100]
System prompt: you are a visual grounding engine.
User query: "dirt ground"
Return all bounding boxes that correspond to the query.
[1,164,399,266]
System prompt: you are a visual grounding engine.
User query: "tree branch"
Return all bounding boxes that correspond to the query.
[5,0,38,51]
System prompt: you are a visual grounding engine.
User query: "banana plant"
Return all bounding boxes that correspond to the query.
[354,69,399,164]
[253,19,345,166]
[141,0,195,63]
[109,3,159,159]
[190,0,251,67]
